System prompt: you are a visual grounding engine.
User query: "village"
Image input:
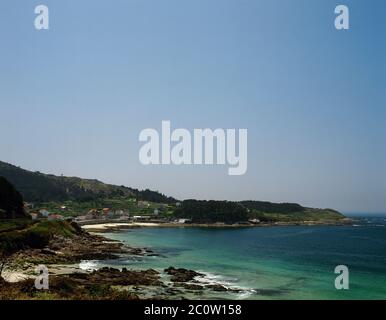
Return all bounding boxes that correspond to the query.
[23,200,196,225]
[22,199,264,228]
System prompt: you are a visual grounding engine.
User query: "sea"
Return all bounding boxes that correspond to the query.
[82,215,386,300]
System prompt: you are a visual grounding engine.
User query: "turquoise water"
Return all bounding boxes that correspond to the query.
[94,217,386,300]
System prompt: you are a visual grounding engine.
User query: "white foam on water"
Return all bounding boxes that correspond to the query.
[195,271,237,286]
[195,271,256,299]
[79,260,99,271]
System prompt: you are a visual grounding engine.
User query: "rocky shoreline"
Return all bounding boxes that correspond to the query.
[1,218,353,300]
[1,225,243,300]
[0,264,246,300]
[6,231,147,271]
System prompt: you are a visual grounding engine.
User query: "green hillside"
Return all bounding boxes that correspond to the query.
[173,199,345,223]
[0,160,345,223]
[0,161,176,204]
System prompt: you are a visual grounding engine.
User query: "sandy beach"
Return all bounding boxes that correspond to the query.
[81,222,161,232]
[80,220,352,233]
[82,222,136,231]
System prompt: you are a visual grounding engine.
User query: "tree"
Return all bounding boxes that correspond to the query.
[174,200,249,223]
[0,176,26,219]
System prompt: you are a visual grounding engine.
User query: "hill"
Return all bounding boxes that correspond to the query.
[174,200,249,223]
[239,200,344,222]
[0,160,345,223]
[173,199,345,223]
[0,161,176,204]
[240,201,305,214]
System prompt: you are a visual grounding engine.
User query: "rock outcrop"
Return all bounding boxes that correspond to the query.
[164,266,204,282]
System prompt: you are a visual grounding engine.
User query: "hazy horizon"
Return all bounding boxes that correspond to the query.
[1,0,385,213]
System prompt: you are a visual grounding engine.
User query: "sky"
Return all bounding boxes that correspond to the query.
[0,0,385,213]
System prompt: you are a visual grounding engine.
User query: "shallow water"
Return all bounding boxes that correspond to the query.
[91,216,386,299]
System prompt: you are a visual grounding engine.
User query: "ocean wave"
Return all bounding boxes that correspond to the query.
[195,271,256,299]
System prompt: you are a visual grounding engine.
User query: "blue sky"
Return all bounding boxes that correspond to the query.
[0,0,385,213]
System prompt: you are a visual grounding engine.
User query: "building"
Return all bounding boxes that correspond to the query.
[48,214,64,221]
[88,209,100,219]
[132,215,151,222]
[118,214,130,221]
[176,218,192,224]
[39,209,50,217]
[30,213,38,220]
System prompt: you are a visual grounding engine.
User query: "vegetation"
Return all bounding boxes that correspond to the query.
[173,200,344,224]
[137,188,176,204]
[0,160,177,204]
[174,200,249,223]
[0,219,33,234]
[0,220,79,253]
[240,201,305,214]
[246,207,345,222]
[0,160,345,224]
[0,276,139,300]
[0,175,32,276]
[0,177,28,219]
[0,219,80,278]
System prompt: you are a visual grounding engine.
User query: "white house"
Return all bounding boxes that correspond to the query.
[176,219,191,224]
[30,213,38,220]
[39,209,50,217]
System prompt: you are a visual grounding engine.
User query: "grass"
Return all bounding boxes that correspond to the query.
[27,220,78,238]
[248,208,345,222]
[0,220,79,254]
[0,278,139,300]
[0,219,34,233]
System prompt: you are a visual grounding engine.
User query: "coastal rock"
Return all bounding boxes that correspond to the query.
[164,267,204,282]
[8,232,136,269]
[0,275,140,300]
[181,283,204,290]
[206,284,229,292]
[72,267,163,286]
[254,288,289,296]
